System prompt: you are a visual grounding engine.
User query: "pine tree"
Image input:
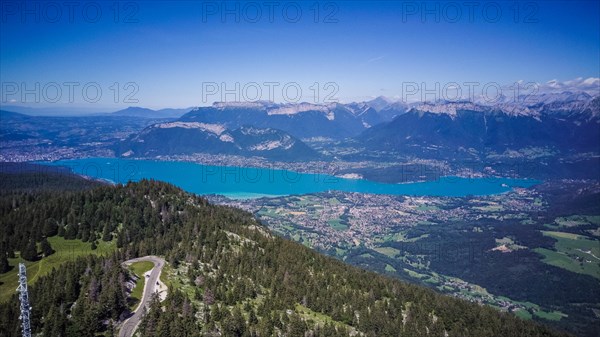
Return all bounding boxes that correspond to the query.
[41,237,55,257]
[21,239,38,261]
[57,224,66,237]
[222,306,246,337]
[64,224,77,240]
[248,309,258,325]
[102,223,113,241]
[288,313,306,337]
[0,251,9,273]
[42,218,58,237]
[105,320,115,337]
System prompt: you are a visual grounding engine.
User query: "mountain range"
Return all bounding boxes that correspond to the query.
[358,96,600,157]
[177,101,382,140]
[0,105,193,118]
[2,91,599,167]
[116,122,319,161]
[115,91,598,160]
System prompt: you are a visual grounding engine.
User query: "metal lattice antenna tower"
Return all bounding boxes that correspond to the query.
[16,263,32,337]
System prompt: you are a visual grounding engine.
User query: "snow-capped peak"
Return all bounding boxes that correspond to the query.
[414,101,487,117]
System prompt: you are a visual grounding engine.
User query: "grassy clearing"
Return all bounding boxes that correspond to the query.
[0,236,116,303]
[377,232,429,243]
[514,308,533,320]
[403,268,428,280]
[328,198,340,205]
[534,310,567,321]
[295,304,357,332]
[542,231,583,240]
[534,248,599,279]
[415,205,439,211]
[546,215,600,231]
[374,246,400,258]
[494,237,527,251]
[159,263,172,287]
[554,216,590,228]
[128,261,155,310]
[534,230,599,279]
[498,296,566,321]
[550,215,600,229]
[513,309,533,320]
[295,304,336,324]
[296,196,314,206]
[327,218,348,231]
[378,232,407,242]
[550,235,599,258]
[257,208,283,218]
[473,205,503,212]
[334,248,347,257]
[163,263,201,302]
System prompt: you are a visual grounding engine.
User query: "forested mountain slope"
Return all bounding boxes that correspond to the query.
[0,173,571,337]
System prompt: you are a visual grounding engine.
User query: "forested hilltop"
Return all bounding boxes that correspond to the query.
[0,171,571,337]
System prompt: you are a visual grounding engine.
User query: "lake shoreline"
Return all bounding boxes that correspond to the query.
[36,158,540,199]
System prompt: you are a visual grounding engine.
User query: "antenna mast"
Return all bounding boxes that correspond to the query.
[16,263,32,337]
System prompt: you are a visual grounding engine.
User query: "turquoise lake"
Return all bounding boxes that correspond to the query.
[38,158,539,199]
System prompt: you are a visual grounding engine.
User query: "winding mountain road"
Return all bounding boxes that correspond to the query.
[119,256,166,337]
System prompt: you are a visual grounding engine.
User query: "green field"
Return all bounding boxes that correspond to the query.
[534,231,600,279]
[374,246,400,258]
[334,247,347,257]
[127,261,155,310]
[557,215,600,227]
[377,232,429,243]
[0,236,116,303]
[296,196,321,207]
[384,264,397,272]
[496,296,566,321]
[327,218,348,231]
[328,197,341,205]
[403,268,428,280]
[534,310,568,321]
[543,231,583,240]
[546,215,600,230]
[377,232,408,242]
[416,205,439,211]
[257,208,282,218]
[514,309,533,320]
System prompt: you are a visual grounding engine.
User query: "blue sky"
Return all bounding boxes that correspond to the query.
[1,0,598,110]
